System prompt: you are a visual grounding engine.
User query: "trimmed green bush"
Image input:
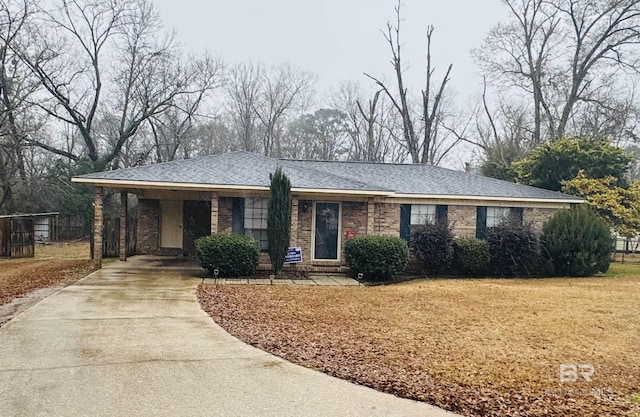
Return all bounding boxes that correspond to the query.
[486,219,542,277]
[453,237,491,277]
[195,233,260,277]
[542,205,614,277]
[410,222,454,275]
[344,236,409,282]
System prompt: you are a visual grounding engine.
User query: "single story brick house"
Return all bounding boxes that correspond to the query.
[72,151,583,270]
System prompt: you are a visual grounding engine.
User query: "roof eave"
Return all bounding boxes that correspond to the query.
[390,193,584,204]
[72,178,584,203]
[71,177,393,196]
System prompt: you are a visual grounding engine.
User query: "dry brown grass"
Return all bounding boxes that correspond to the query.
[0,241,93,306]
[198,267,640,417]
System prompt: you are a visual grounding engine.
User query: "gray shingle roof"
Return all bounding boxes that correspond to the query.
[74,151,582,202]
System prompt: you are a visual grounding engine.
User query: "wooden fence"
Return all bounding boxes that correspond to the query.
[102,217,137,258]
[0,218,35,258]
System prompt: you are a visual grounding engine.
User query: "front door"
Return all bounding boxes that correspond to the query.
[160,200,183,249]
[183,200,211,256]
[314,202,340,260]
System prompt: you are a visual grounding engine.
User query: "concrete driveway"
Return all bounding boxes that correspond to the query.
[0,257,460,417]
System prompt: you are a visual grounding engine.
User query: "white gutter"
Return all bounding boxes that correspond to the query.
[72,177,583,203]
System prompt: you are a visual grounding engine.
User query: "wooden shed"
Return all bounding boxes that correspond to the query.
[0,212,59,258]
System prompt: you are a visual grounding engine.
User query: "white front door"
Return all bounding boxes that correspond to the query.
[160,200,183,248]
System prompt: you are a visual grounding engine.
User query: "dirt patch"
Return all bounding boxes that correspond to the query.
[198,267,640,417]
[0,241,93,326]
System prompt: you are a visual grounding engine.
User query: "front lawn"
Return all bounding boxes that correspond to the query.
[0,241,93,307]
[198,264,640,417]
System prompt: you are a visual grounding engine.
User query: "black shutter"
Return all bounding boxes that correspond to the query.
[231,198,245,235]
[436,205,448,225]
[476,206,487,239]
[400,204,411,242]
[511,207,524,225]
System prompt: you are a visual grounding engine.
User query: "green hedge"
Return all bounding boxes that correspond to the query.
[195,234,260,277]
[542,205,613,276]
[344,236,408,282]
[453,237,491,277]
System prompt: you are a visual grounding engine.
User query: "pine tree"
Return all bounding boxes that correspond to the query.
[267,167,292,275]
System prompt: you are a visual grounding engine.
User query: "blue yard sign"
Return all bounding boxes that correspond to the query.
[284,247,302,264]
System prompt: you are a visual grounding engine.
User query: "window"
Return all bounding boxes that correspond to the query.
[400,204,448,241]
[476,206,524,239]
[486,207,512,227]
[231,197,269,251]
[410,204,437,226]
[244,198,268,251]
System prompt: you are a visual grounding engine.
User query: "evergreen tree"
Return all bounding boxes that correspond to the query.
[542,205,613,277]
[267,167,292,275]
[513,137,633,191]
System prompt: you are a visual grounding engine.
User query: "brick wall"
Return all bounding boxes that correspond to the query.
[449,205,477,237]
[374,202,400,237]
[342,201,368,238]
[135,198,183,256]
[136,195,563,271]
[137,199,159,254]
[524,207,558,231]
[218,197,233,233]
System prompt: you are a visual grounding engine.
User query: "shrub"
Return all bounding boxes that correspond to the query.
[267,167,292,275]
[195,233,259,277]
[542,205,614,276]
[410,222,454,275]
[486,218,542,277]
[453,237,491,277]
[344,236,408,282]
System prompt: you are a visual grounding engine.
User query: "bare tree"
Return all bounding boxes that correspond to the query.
[224,61,264,153]
[365,2,457,165]
[282,108,346,160]
[225,62,315,157]
[332,81,403,162]
[253,63,315,157]
[475,0,640,143]
[5,0,222,172]
[148,54,222,163]
[0,0,45,212]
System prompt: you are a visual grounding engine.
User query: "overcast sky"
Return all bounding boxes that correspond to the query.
[154,0,509,105]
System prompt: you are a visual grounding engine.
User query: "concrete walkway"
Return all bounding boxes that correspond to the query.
[0,257,460,417]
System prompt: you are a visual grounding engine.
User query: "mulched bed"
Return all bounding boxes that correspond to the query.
[198,281,640,417]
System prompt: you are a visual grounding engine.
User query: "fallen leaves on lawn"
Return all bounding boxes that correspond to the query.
[198,280,640,417]
[0,259,94,305]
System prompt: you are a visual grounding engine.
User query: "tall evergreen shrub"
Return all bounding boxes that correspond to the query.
[542,205,613,276]
[267,167,292,275]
